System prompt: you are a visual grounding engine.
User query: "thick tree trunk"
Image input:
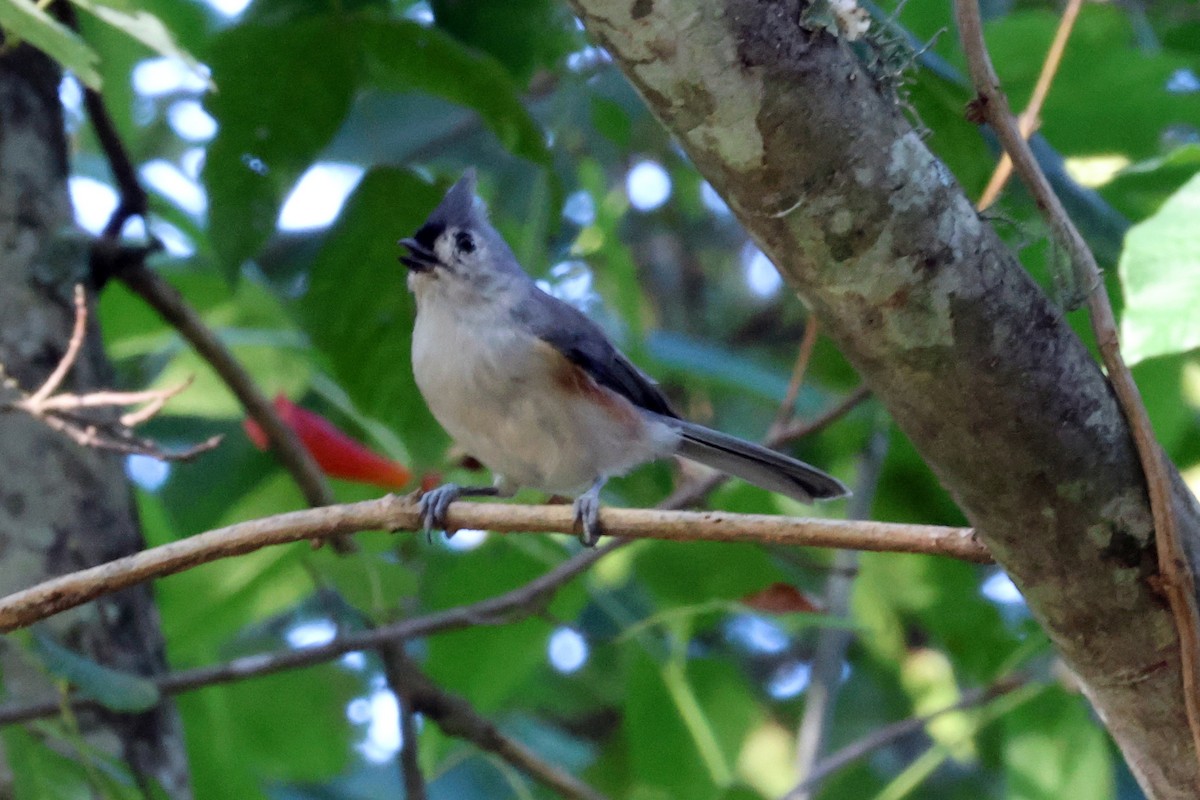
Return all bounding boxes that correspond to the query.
[568,1,1200,797]
[0,46,191,796]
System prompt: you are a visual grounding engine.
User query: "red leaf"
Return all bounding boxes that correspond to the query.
[243,395,413,490]
[741,583,822,614]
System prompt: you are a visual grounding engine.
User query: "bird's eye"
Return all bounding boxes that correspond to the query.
[454,231,476,254]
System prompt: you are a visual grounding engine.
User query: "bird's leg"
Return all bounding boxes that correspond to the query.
[419,481,511,536]
[572,478,608,547]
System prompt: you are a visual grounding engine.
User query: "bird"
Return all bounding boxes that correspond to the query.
[399,170,848,546]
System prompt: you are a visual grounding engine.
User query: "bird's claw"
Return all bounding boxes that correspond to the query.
[419,483,461,538]
[573,492,602,547]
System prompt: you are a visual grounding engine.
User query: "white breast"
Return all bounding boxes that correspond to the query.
[411,291,677,494]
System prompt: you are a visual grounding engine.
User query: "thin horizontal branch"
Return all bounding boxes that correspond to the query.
[0,389,865,725]
[0,494,988,633]
[0,540,617,727]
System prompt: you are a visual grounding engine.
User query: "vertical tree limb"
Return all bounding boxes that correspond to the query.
[954,0,1200,784]
[565,1,1200,795]
[0,42,191,797]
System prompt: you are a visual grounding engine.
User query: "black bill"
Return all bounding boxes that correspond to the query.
[398,237,437,272]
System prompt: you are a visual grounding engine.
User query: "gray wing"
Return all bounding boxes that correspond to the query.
[513,286,678,419]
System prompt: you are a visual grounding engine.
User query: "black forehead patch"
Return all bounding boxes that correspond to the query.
[413,221,446,251]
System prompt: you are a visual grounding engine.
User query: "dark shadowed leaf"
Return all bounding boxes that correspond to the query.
[31,629,161,712]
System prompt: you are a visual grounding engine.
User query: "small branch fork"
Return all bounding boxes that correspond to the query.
[0,285,219,461]
[955,0,1200,777]
[975,0,1083,211]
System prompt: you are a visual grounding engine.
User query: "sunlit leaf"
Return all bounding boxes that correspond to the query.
[70,0,203,76]
[1119,171,1200,364]
[0,0,101,88]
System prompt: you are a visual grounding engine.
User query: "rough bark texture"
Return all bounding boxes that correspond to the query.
[0,46,191,795]
[568,1,1200,797]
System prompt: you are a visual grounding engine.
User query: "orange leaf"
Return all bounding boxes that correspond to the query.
[244,395,413,490]
[741,583,822,614]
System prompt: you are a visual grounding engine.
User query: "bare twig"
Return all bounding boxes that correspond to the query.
[782,677,1026,798]
[32,410,221,462]
[0,494,988,632]
[28,285,88,404]
[793,429,888,796]
[393,648,610,800]
[955,0,1200,773]
[773,385,871,445]
[379,642,429,800]
[3,286,221,462]
[976,0,1082,210]
[770,318,821,434]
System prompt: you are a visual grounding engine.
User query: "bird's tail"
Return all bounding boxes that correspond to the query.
[668,419,849,503]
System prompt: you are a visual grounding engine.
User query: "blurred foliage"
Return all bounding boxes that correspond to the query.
[3,0,1199,798]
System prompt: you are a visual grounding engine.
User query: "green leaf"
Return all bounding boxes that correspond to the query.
[156,473,309,665]
[357,17,551,166]
[204,16,361,273]
[4,727,93,799]
[0,0,102,88]
[204,13,549,274]
[1119,171,1200,364]
[1103,144,1200,223]
[633,540,788,608]
[1002,688,1114,800]
[430,0,577,85]
[986,6,1200,161]
[590,95,633,148]
[31,629,161,713]
[179,663,357,794]
[624,650,761,799]
[422,539,563,711]
[70,0,203,75]
[300,167,446,463]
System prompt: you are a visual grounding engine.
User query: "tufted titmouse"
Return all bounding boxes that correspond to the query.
[400,171,848,546]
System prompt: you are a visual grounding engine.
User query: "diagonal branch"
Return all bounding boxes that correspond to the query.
[975,0,1083,210]
[80,85,348,549]
[782,676,1027,798]
[954,0,1200,777]
[112,260,338,516]
[0,538,616,727]
[383,645,609,800]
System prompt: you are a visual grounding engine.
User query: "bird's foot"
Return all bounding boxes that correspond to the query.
[572,480,606,547]
[419,483,462,538]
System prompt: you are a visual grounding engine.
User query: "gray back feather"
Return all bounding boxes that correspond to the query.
[513,287,678,418]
